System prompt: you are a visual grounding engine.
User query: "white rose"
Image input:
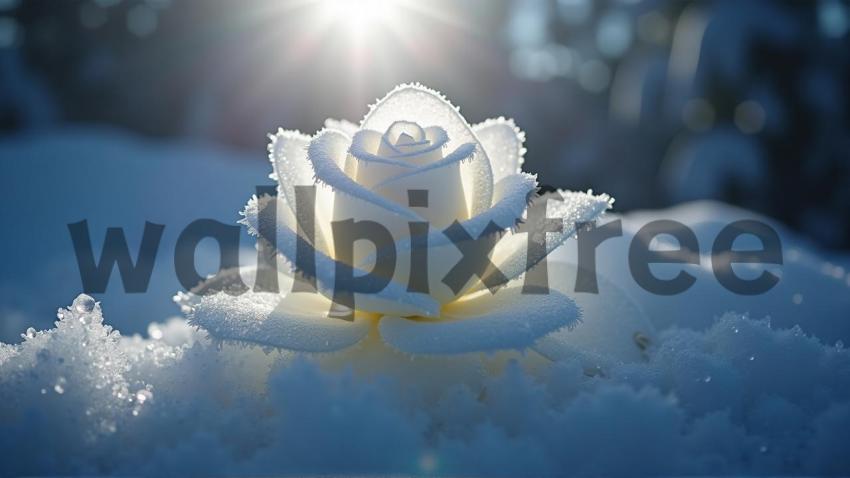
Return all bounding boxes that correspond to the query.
[182,84,621,355]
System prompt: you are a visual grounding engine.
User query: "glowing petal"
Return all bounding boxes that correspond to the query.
[371,144,473,230]
[355,172,537,304]
[379,280,579,354]
[358,172,537,266]
[240,195,440,318]
[372,143,476,189]
[307,128,421,220]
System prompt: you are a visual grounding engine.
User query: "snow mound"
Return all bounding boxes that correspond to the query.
[2,293,849,476]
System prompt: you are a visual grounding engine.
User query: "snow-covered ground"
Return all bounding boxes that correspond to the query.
[1,129,849,476]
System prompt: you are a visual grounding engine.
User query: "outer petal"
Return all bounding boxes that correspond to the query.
[188,286,370,353]
[467,189,613,295]
[240,195,440,317]
[361,83,495,217]
[240,192,334,258]
[324,118,359,136]
[379,278,579,354]
[268,129,333,252]
[268,128,311,187]
[473,117,526,182]
[177,266,370,352]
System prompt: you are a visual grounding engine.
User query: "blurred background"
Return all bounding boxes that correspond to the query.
[1,0,849,338]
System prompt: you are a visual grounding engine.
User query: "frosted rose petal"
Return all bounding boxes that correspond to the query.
[473,117,526,182]
[189,286,370,352]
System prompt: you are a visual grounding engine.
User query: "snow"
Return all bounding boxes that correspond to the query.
[2,129,850,476]
[550,200,850,344]
[2,292,849,476]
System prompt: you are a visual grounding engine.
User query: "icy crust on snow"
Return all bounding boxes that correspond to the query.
[2,294,850,476]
